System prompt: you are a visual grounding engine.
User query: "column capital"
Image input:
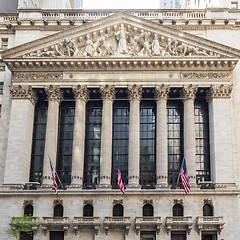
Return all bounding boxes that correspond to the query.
[45,85,63,102]
[10,85,38,105]
[127,84,142,101]
[180,84,198,100]
[72,85,89,102]
[100,84,115,101]
[206,84,232,101]
[154,84,170,100]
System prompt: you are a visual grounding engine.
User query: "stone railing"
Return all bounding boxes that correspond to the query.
[73,217,101,235]
[10,217,39,235]
[166,216,193,235]
[42,217,70,235]
[104,217,131,235]
[135,217,162,235]
[196,216,224,234]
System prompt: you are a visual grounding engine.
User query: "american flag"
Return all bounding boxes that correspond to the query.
[117,155,125,194]
[180,159,191,195]
[49,157,59,196]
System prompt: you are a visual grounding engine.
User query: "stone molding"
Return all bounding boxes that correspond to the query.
[14,72,63,81]
[154,84,170,100]
[72,85,89,101]
[143,199,153,205]
[45,85,63,102]
[100,84,115,101]
[23,200,33,207]
[10,85,38,105]
[127,84,142,101]
[53,199,63,206]
[206,84,232,100]
[180,84,198,100]
[113,199,123,205]
[83,199,93,206]
[180,71,230,79]
[174,199,183,205]
[204,199,213,205]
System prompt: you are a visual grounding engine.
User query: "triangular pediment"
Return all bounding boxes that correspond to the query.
[2,12,240,70]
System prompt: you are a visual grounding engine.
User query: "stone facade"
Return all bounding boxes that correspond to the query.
[1,5,240,240]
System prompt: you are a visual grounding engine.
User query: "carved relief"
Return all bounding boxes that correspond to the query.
[23,200,33,207]
[72,85,89,101]
[180,84,198,100]
[113,199,123,205]
[143,199,153,205]
[53,199,63,205]
[174,199,183,205]
[181,72,230,79]
[27,23,213,59]
[83,199,93,206]
[45,85,63,102]
[127,84,142,101]
[204,199,213,205]
[14,72,63,81]
[155,84,170,100]
[100,85,115,101]
[206,84,232,100]
[10,85,38,105]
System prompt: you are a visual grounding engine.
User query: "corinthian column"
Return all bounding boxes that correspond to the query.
[127,85,142,188]
[98,85,115,188]
[180,85,198,186]
[4,85,37,187]
[42,85,63,186]
[70,85,89,188]
[155,85,170,188]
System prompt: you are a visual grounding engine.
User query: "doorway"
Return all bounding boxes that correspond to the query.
[50,231,64,240]
[171,232,186,240]
[140,231,156,240]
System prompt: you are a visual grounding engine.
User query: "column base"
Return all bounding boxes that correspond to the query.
[2,183,25,190]
[67,184,83,189]
[96,184,112,190]
[40,184,54,189]
[155,184,171,189]
[126,184,141,190]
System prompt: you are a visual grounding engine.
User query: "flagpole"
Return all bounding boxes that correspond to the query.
[176,157,185,186]
[47,153,64,189]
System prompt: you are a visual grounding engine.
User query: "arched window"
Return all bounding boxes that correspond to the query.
[113,204,123,217]
[173,204,183,216]
[203,204,213,216]
[83,204,93,217]
[24,205,33,216]
[143,204,154,217]
[54,204,63,217]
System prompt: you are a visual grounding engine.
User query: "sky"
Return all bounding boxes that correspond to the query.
[83,0,159,9]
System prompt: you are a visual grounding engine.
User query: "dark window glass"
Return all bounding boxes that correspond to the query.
[50,231,64,240]
[84,101,102,189]
[2,38,8,48]
[112,101,129,188]
[20,231,33,240]
[113,204,123,217]
[83,204,93,217]
[195,101,210,182]
[140,101,156,189]
[54,204,63,217]
[167,101,183,188]
[143,204,154,217]
[0,82,3,93]
[57,101,75,187]
[30,101,48,183]
[0,62,5,70]
[173,204,183,216]
[203,204,213,216]
[24,205,33,216]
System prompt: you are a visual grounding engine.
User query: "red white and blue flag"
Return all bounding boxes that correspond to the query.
[180,159,191,195]
[117,155,125,194]
[49,157,59,196]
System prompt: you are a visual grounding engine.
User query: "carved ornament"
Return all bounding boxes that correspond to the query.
[180,84,198,100]
[155,84,170,100]
[127,84,142,101]
[204,199,213,205]
[23,200,33,207]
[53,199,63,205]
[72,85,89,101]
[181,72,230,79]
[100,85,115,101]
[10,85,38,105]
[174,199,183,205]
[113,199,123,205]
[143,199,153,205]
[14,72,63,81]
[206,84,232,100]
[45,85,63,102]
[83,199,93,206]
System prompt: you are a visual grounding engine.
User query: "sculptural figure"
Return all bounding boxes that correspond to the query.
[115,24,129,54]
[152,34,163,56]
[83,34,94,57]
[138,31,151,56]
[55,38,79,57]
[93,34,109,56]
[176,43,208,56]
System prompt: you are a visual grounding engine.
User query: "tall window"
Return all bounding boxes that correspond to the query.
[203,204,213,216]
[167,101,183,188]
[112,101,129,188]
[84,101,102,188]
[24,205,33,216]
[173,204,183,216]
[113,204,124,217]
[83,204,93,217]
[195,101,210,182]
[143,204,154,217]
[140,101,156,188]
[57,101,75,187]
[0,82,3,93]
[30,101,48,183]
[54,204,63,217]
[1,38,8,48]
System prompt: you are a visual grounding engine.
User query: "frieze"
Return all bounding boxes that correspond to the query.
[180,72,230,79]
[14,72,63,81]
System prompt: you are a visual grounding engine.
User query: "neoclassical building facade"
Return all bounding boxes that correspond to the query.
[1,6,240,240]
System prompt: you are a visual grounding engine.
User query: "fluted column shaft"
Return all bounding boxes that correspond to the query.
[99,85,115,187]
[180,85,198,186]
[42,85,63,186]
[155,85,170,187]
[127,85,142,187]
[71,85,89,187]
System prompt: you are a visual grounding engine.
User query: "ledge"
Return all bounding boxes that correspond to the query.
[135,217,162,235]
[166,216,193,235]
[104,217,131,235]
[73,217,100,235]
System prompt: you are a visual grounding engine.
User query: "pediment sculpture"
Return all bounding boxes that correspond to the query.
[27,23,214,58]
